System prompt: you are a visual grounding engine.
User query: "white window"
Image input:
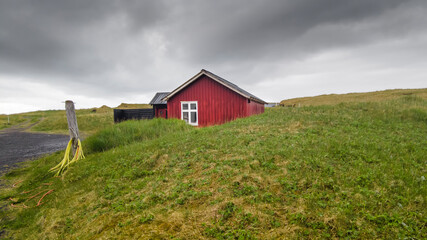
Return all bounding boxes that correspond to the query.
[181,101,198,126]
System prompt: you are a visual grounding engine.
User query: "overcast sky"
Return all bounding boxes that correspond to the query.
[1,0,426,114]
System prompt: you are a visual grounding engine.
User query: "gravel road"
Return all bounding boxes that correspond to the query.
[0,126,69,176]
[0,124,70,239]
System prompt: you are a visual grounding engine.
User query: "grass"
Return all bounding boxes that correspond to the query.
[1,94,426,239]
[30,108,114,136]
[280,88,427,107]
[0,107,113,136]
[84,118,192,153]
[0,112,42,130]
[0,103,151,135]
[115,103,152,109]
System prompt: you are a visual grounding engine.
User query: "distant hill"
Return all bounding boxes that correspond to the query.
[90,105,112,113]
[115,103,152,109]
[280,88,427,107]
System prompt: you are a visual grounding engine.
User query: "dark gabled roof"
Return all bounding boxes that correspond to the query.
[162,69,267,104]
[149,92,170,105]
[203,70,266,104]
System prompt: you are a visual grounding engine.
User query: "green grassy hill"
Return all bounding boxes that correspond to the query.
[1,95,426,239]
[280,88,427,107]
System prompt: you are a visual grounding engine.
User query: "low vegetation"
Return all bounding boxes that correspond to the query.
[115,103,152,109]
[1,93,426,239]
[84,118,192,153]
[0,107,112,135]
[280,88,427,107]
[31,108,114,136]
[0,112,42,131]
[0,103,151,135]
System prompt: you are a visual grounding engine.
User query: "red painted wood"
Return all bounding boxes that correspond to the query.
[247,100,265,116]
[167,75,264,126]
[158,108,167,118]
[154,105,167,118]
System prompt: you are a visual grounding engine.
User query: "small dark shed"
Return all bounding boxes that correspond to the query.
[162,69,266,127]
[114,108,154,123]
[149,92,169,119]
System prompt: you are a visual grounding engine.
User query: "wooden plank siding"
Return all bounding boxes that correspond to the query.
[153,104,167,118]
[114,109,154,123]
[247,100,265,115]
[167,75,264,127]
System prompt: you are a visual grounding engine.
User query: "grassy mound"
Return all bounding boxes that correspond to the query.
[1,96,426,239]
[115,103,152,109]
[280,88,427,107]
[85,118,192,153]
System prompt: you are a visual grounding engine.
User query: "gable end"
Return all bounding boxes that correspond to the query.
[163,69,266,104]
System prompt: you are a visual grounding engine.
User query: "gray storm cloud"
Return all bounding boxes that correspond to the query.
[0,0,426,113]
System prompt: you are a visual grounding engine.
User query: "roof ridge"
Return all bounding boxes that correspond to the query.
[202,70,265,103]
[163,69,266,104]
[149,92,170,105]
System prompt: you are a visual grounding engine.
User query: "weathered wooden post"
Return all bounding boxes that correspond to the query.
[65,100,80,155]
[49,100,84,176]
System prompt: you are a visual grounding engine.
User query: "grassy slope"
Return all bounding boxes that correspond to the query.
[0,106,113,136]
[280,88,427,107]
[30,107,114,136]
[0,112,41,131]
[1,96,427,239]
[0,103,151,135]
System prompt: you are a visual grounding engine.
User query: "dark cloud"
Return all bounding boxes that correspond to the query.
[0,1,114,80]
[164,0,415,63]
[0,0,426,113]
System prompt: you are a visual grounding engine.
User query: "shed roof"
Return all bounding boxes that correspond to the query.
[162,69,267,104]
[149,92,170,105]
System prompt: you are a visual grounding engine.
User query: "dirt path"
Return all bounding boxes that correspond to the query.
[0,123,69,176]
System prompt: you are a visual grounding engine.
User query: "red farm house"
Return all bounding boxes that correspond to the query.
[152,69,266,127]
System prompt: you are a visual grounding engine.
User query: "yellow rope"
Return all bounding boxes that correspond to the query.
[49,139,85,176]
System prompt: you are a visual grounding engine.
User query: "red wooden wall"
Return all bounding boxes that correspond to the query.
[247,100,265,116]
[167,75,264,126]
[154,105,167,118]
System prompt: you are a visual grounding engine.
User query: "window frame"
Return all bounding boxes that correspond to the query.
[181,101,198,126]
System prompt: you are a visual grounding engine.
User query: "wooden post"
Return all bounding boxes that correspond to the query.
[65,100,80,155]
